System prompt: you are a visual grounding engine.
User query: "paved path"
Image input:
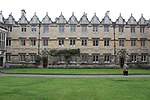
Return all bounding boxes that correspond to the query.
[1,73,150,78]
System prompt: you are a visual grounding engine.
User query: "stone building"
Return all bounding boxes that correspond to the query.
[0,11,8,68]
[3,10,150,68]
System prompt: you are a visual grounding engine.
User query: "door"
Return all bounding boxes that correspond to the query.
[0,57,3,67]
[119,57,124,68]
[43,57,48,68]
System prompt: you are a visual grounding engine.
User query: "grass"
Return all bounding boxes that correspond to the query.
[1,68,150,75]
[0,76,150,100]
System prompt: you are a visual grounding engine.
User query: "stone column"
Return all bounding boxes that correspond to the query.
[88,54,92,64]
[137,55,141,62]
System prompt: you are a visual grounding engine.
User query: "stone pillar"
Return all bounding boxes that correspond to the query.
[76,56,79,63]
[88,54,92,64]
[111,55,115,63]
[137,55,141,62]
[100,55,104,64]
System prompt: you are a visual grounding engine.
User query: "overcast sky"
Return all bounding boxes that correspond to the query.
[0,0,150,22]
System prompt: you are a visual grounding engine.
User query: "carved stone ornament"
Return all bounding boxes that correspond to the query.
[41,48,49,58]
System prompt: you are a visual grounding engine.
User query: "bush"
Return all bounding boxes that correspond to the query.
[34,55,42,66]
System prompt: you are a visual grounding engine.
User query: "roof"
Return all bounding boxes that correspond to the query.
[0,22,7,30]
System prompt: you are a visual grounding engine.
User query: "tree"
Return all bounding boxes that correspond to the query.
[49,49,80,67]
[34,55,42,67]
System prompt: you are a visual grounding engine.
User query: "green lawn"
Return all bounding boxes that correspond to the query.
[0,76,149,100]
[1,68,150,75]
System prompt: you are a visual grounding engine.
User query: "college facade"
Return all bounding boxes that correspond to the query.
[0,10,150,68]
[0,11,7,67]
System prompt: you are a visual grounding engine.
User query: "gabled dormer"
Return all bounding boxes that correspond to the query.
[5,13,16,25]
[68,12,78,24]
[18,10,28,24]
[0,11,7,30]
[91,13,100,25]
[79,13,89,24]
[127,14,137,25]
[138,14,147,25]
[30,12,40,25]
[42,12,52,24]
[101,11,112,25]
[116,13,126,25]
[56,12,67,24]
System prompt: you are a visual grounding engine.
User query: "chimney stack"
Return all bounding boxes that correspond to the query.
[0,10,4,23]
[21,9,26,17]
[105,11,110,17]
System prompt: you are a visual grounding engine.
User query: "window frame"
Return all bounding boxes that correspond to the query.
[140,39,146,47]
[104,39,110,47]
[70,56,76,63]
[18,54,26,62]
[93,39,99,47]
[7,26,12,32]
[31,26,37,33]
[6,38,11,46]
[81,39,87,47]
[81,54,88,63]
[58,39,64,47]
[42,38,49,46]
[131,54,137,62]
[59,55,65,63]
[118,26,124,33]
[93,25,98,33]
[119,39,124,47]
[93,54,99,63]
[140,26,145,33]
[21,26,27,32]
[30,38,36,46]
[6,53,11,62]
[29,53,36,62]
[81,25,87,33]
[130,26,135,33]
[104,26,109,33]
[104,54,110,63]
[141,54,147,62]
[70,39,76,47]
[70,25,76,33]
[43,25,49,33]
[59,25,65,33]
[131,39,136,47]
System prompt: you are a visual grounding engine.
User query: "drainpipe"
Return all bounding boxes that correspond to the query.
[112,22,116,68]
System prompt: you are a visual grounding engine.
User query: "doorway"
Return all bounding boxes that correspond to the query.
[43,57,48,68]
[119,57,124,68]
[0,57,3,67]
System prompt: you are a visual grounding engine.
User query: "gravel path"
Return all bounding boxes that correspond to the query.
[1,73,150,78]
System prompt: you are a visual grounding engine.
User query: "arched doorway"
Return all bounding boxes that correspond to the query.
[43,57,48,68]
[117,49,128,68]
[119,57,124,68]
[41,49,49,68]
[0,57,3,67]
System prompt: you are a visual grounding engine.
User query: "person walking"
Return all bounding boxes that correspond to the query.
[123,63,128,76]
[5,62,10,68]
